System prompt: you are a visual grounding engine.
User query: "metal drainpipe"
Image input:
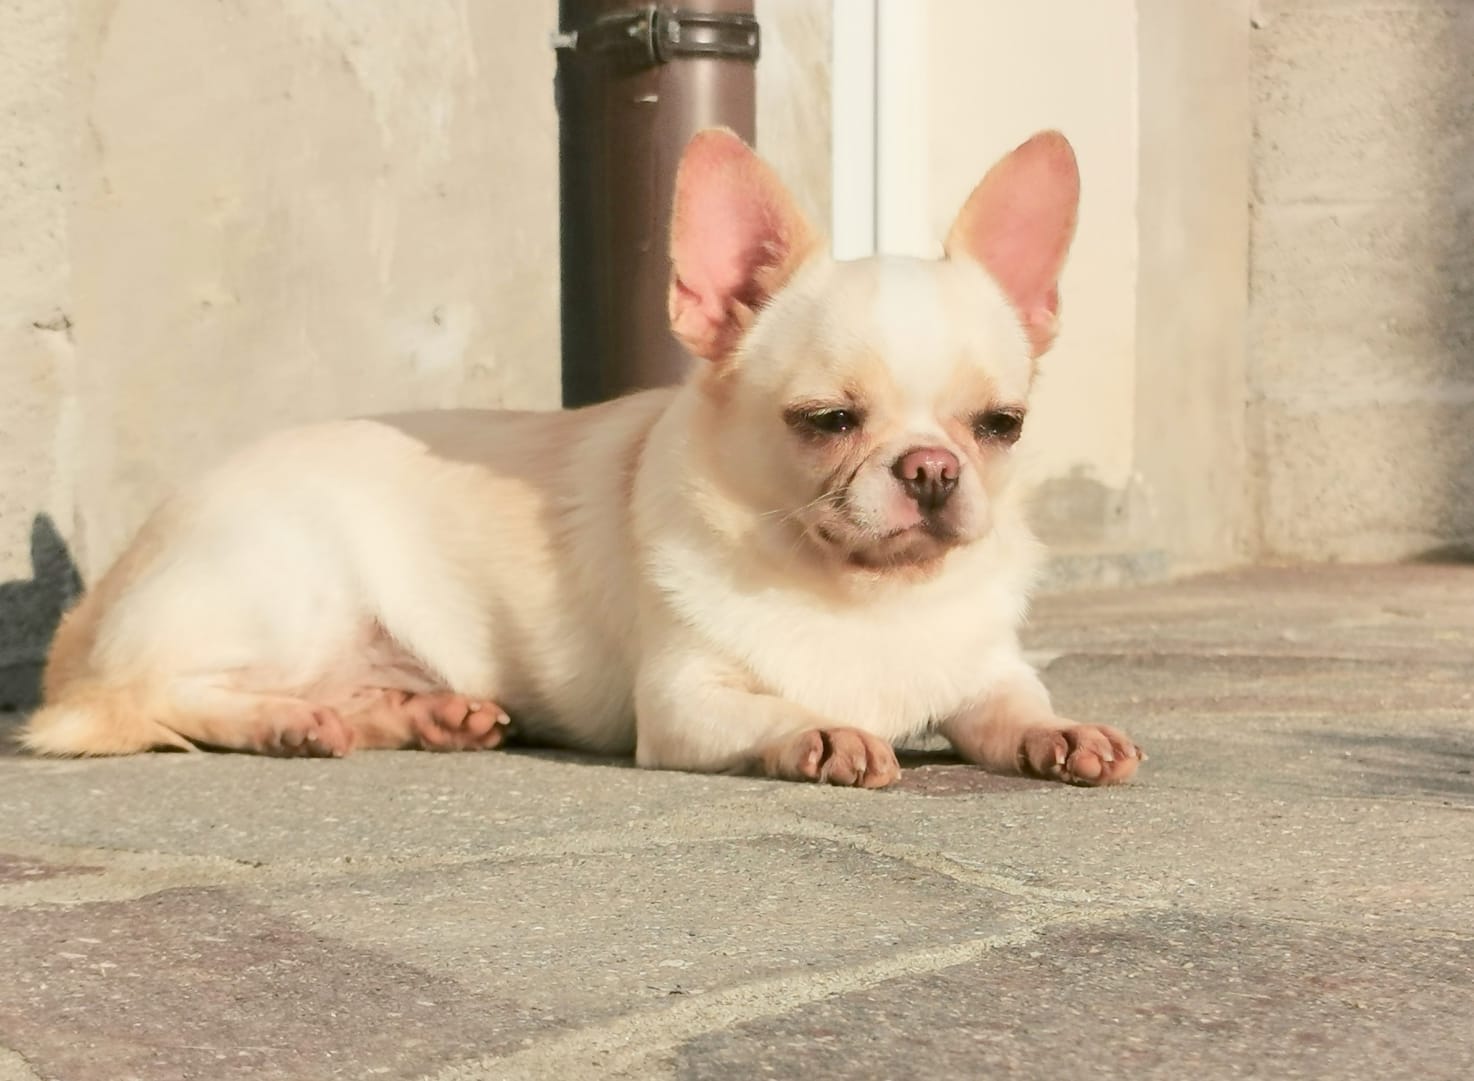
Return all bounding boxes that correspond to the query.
[553,2,760,408]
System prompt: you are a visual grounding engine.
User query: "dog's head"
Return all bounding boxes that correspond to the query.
[668,129,1079,576]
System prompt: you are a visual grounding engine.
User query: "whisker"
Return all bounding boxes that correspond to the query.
[758,488,846,530]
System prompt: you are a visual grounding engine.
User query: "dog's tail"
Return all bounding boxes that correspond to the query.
[21,685,193,756]
[22,586,194,756]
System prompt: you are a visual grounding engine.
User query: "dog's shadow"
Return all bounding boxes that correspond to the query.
[502,743,1001,797]
[0,514,83,715]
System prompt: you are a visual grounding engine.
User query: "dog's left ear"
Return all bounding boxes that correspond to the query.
[945,131,1080,357]
[669,129,818,363]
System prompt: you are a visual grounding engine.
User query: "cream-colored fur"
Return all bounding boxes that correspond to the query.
[26,130,1142,788]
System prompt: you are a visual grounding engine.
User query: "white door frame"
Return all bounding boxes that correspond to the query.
[830,0,932,260]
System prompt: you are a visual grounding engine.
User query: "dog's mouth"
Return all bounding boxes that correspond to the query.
[813,519,962,571]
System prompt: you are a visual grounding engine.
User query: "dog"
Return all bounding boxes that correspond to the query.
[23,128,1142,789]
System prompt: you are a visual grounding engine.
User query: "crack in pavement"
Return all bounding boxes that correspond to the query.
[422,924,1074,1081]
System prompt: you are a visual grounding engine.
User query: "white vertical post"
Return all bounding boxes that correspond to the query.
[874,0,932,257]
[830,0,877,260]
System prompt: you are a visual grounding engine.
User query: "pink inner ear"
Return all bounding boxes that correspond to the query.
[675,176,772,318]
[669,129,815,362]
[945,131,1080,356]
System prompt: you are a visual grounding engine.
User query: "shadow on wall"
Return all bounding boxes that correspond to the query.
[1430,6,1474,561]
[0,515,82,711]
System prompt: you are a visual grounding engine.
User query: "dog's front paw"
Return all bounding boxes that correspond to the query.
[769,727,900,789]
[1019,723,1144,786]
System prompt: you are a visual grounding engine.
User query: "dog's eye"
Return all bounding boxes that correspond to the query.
[792,408,862,436]
[973,409,1024,444]
[809,409,859,434]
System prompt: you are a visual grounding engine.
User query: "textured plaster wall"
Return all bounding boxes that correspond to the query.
[921,0,1252,586]
[1132,0,1252,574]
[1,0,81,706]
[67,0,563,575]
[1250,0,1474,560]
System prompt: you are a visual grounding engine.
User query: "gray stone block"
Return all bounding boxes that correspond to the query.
[245,839,1021,1014]
[674,914,1474,1081]
[1251,199,1474,391]
[0,751,777,864]
[1252,6,1474,204]
[1254,398,1474,560]
[0,886,522,1080]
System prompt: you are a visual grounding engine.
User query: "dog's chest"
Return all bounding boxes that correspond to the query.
[663,558,1026,738]
[765,612,988,735]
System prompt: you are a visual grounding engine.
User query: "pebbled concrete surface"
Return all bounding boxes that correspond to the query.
[1,564,1472,1080]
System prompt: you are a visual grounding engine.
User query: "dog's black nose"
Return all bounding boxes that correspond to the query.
[893,447,960,512]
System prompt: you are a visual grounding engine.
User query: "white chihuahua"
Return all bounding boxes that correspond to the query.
[26,129,1141,789]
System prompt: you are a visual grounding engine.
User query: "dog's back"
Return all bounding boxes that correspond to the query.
[25,393,670,756]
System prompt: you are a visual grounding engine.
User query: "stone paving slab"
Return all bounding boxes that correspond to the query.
[1,565,1472,1080]
[0,752,783,864]
[673,914,1474,1081]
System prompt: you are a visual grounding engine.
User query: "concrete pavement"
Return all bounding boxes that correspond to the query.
[2,564,1471,1080]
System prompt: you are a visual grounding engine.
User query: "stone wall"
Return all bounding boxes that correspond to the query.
[1250,0,1474,560]
[1,0,86,708]
[915,0,1253,587]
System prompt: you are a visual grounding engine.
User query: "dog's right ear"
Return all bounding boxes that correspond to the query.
[668,129,818,363]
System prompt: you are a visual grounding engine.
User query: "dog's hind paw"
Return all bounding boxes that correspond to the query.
[257,705,356,758]
[397,692,512,752]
